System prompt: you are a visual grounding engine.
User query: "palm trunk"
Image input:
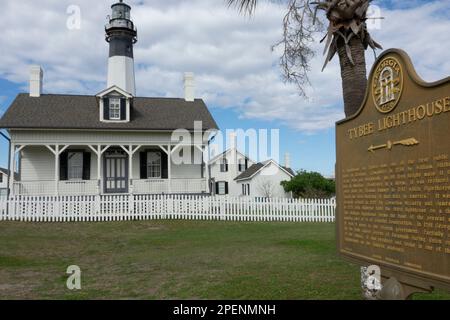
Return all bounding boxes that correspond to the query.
[337,36,367,117]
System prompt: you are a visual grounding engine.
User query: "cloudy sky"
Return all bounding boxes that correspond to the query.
[0,0,449,176]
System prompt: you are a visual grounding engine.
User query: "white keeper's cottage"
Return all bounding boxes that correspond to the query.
[209,148,295,198]
[0,1,218,196]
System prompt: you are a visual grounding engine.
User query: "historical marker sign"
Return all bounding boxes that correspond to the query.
[336,49,450,291]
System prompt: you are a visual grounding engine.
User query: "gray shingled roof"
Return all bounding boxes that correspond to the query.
[235,162,295,181]
[0,93,218,131]
[234,163,264,181]
[283,167,295,176]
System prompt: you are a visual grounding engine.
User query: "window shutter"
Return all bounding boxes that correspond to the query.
[140,152,148,179]
[245,159,248,170]
[103,98,110,120]
[215,182,219,195]
[120,98,127,120]
[60,152,68,181]
[161,151,168,179]
[247,184,250,196]
[201,162,204,178]
[82,152,91,181]
[225,182,229,195]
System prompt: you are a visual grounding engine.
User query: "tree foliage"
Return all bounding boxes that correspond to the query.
[227,0,382,115]
[281,170,335,198]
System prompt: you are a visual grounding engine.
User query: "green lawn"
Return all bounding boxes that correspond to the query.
[0,220,448,300]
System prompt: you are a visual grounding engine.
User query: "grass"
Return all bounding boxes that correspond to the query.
[0,220,448,300]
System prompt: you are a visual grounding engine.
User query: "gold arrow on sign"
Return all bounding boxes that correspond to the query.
[368,138,419,153]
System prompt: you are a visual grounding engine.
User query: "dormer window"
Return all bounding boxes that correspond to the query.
[97,85,133,123]
[109,98,121,120]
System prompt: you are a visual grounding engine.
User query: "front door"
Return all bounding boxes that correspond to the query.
[104,150,128,193]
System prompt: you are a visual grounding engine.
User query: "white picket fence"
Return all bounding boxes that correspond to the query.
[0,195,336,223]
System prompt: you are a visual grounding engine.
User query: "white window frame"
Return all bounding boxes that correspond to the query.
[242,183,250,196]
[109,97,121,120]
[238,159,246,172]
[147,152,162,179]
[220,159,228,173]
[217,181,226,195]
[68,152,83,181]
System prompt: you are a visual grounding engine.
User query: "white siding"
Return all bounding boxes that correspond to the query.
[132,146,203,180]
[171,146,203,179]
[0,172,8,189]
[10,130,208,145]
[12,130,207,183]
[19,145,203,183]
[209,149,255,196]
[21,146,55,181]
[20,146,99,182]
[237,162,292,198]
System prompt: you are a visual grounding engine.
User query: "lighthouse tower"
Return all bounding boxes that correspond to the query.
[105,0,137,96]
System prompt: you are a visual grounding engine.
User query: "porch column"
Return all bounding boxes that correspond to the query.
[193,144,206,194]
[8,143,15,195]
[168,145,172,194]
[128,147,133,194]
[54,145,59,196]
[89,145,111,195]
[97,146,102,193]
[120,145,142,195]
[9,145,27,196]
[204,145,210,194]
[46,145,69,196]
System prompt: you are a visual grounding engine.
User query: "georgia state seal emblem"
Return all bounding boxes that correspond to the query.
[372,56,403,114]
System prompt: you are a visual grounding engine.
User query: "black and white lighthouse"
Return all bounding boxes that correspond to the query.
[105,0,137,96]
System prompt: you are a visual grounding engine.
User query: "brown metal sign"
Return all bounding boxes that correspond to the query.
[336,49,450,291]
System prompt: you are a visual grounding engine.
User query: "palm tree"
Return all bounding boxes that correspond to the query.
[227,0,382,117]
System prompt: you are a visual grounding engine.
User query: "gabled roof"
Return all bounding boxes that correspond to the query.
[234,163,264,181]
[96,86,133,98]
[0,93,219,131]
[209,148,252,165]
[234,160,295,181]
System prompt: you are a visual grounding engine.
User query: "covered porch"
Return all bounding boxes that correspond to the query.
[10,143,209,196]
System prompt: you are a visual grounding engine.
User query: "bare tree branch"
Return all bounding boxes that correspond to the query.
[257,179,276,198]
[227,0,382,100]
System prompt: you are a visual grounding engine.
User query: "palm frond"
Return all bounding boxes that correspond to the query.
[227,0,259,15]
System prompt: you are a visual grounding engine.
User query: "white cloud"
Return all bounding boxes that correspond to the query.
[0,0,449,133]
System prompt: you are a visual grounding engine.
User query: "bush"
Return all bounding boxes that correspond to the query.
[281,170,335,198]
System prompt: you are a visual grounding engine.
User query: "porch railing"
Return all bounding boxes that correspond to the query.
[13,180,98,196]
[59,180,98,195]
[133,178,206,194]
[133,179,169,194]
[13,179,207,196]
[13,181,55,196]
